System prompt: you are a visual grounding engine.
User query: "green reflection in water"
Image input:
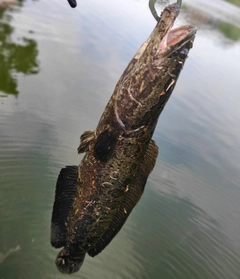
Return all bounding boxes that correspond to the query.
[0,9,39,96]
[226,0,240,7]
[181,3,240,42]
[218,21,240,41]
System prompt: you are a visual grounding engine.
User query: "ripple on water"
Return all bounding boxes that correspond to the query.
[139,161,240,279]
[1,0,240,278]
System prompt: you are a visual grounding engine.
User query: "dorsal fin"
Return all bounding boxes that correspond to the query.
[51,165,78,248]
[78,130,95,154]
[88,140,158,257]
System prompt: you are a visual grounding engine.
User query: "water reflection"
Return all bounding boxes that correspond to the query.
[148,0,240,42]
[131,184,240,279]
[0,5,39,96]
[0,110,61,279]
[182,0,240,41]
[182,4,240,41]
[0,0,240,278]
[226,0,240,7]
[219,21,240,41]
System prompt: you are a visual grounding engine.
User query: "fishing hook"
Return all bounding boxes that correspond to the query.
[149,0,182,22]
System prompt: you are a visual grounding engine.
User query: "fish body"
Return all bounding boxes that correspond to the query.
[51,3,196,274]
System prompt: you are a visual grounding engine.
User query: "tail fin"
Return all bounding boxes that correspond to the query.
[55,248,86,274]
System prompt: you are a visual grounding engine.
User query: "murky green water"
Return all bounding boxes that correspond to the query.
[1,0,240,278]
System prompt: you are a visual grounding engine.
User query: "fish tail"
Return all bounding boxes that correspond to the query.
[55,248,86,274]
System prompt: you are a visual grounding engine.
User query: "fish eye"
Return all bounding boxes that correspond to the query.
[179,49,189,59]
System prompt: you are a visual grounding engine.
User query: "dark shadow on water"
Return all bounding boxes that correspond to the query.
[0,5,39,96]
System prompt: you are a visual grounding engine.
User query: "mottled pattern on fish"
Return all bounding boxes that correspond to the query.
[51,3,196,274]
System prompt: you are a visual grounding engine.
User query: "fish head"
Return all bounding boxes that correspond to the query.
[137,3,197,71]
[116,3,197,133]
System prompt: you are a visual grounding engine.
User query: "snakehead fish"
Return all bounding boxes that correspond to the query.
[51,3,196,274]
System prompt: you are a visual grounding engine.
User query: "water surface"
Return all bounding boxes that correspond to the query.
[0,0,240,278]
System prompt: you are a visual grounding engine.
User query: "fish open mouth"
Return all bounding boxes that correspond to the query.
[135,4,197,60]
[159,25,197,51]
[155,3,197,53]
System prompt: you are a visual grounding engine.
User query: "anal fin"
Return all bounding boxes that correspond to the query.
[51,165,78,248]
[88,140,158,257]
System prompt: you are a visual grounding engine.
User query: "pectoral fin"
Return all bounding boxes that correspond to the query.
[78,130,95,154]
[51,165,78,248]
[94,129,118,162]
[88,140,158,257]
